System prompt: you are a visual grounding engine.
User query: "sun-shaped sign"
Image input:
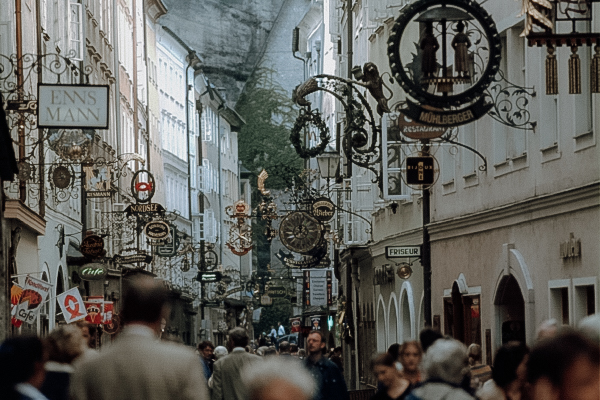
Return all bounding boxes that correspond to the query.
[388,0,501,127]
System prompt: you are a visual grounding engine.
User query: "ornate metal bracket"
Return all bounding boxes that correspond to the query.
[485,69,537,131]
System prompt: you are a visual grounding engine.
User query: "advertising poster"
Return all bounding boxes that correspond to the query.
[84,297,104,325]
[57,287,87,324]
[103,301,114,324]
[10,284,23,327]
[309,270,327,307]
[310,315,321,330]
[13,275,53,324]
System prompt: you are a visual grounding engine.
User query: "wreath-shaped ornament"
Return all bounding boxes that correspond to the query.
[290,109,330,159]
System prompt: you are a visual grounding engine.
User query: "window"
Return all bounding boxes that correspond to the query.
[69,1,83,60]
[549,280,571,326]
[573,278,597,325]
[381,113,411,200]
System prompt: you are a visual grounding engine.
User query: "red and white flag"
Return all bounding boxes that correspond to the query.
[57,287,87,324]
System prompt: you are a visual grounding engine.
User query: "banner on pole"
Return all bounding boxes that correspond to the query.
[57,287,87,324]
[14,275,53,324]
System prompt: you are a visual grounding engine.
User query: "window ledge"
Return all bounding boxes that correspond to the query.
[574,130,595,153]
[463,173,478,188]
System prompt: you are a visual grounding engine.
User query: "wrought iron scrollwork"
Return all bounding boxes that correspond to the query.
[485,69,537,131]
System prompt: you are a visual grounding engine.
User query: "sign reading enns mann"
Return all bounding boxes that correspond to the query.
[38,84,109,129]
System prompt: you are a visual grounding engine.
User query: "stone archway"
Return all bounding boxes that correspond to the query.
[388,295,398,346]
[377,297,387,352]
[495,275,526,344]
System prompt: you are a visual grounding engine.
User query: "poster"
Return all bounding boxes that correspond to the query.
[10,284,23,327]
[103,301,114,324]
[310,315,321,330]
[57,287,87,324]
[309,270,327,307]
[13,275,53,324]
[290,317,301,333]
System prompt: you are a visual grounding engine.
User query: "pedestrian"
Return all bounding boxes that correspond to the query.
[387,343,403,372]
[330,346,343,372]
[270,325,278,350]
[477,341,529,400]
[279,341,292,357]
[467,343,491,390]
[406,338,475,400]
[278,321,285,337]
[526,330,599,400]
[258,333,267,347]
[243,357,316,400]
[70,275,208,400]
[577,312,600,345]
[305,330,349,400]
[535,319,558,341]
[207,346,229,390]
[398,341,422,386]
[198,341,215,381]
[211,327,261,400]
[72,320,98,367]
[40,325,84,400]
[0,335,48,400]
[371,353,412,400]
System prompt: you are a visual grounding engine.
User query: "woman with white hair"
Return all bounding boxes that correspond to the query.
[243,357,316,400]
[406,339,475,400]
[207,346,229,389]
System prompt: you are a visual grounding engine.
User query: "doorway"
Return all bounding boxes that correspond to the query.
[495,275,525,344]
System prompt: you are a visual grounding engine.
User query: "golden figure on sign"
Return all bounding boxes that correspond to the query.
[421,22,440,79]
[452,21,472,79]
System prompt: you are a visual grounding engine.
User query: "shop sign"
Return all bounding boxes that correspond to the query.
[406,157,434,185]
[275,248,327,269]
[402,99,492,128]
[78,263,108,281]
[80,235,104,258]
[266,286,287,298]
[6,99,37,113]
[290,317,301,333]
[144,221,170,240]
[124,202,165,216]
[386,246,421,258]
[311,197,335,222]
[38,84,109,129]
[84,297,104,325]
[103,313,120,335]
[82,164,112,198]
[113,253,153,264]
[13,275,53,324]
[307,270,328,307]
[131,170,156,203]
[56,287,86,324]
[198,271,222,283]
[156,225,180,257]
[393,111,448,139]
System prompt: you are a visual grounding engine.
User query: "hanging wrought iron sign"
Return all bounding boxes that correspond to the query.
[51,165,73,189]
[387,0,502,127]
[113,253,153,264]
[225,200,253,256]
[156,224,180,258]
[124,202,165,216]
[275,245,328,269]
[406,156,438,187]
[144,221,170,241]
[279,211,324,254]
[131,170,156,203]
[82,163,113,198]
[311,197,335,222]
[37,84,109,129]
[78,263,108,281]
[389,110,448,140]
[80,235,104,258]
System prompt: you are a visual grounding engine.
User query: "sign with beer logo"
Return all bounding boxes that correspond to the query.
[124,202,165,216]
[406,156,435,185]
[311,197,335,222]
[103,313,120,335]
[144,221,170,240]
[78,263,108,281]
[56,287,86,324]
[80,235,104,258]
[131,170,156,203]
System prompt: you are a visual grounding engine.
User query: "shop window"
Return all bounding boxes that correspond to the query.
[549,283,570,325]
[573,279,597,325]
[443,284,481,346]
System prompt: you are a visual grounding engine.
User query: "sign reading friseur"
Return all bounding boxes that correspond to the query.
[38,84,109,129]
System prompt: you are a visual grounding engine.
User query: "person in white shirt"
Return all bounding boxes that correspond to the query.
[277,322,285,337]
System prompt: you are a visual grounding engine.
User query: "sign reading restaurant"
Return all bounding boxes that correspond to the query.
[38,84,109,129]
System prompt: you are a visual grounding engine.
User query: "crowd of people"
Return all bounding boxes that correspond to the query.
[0,275,598,400]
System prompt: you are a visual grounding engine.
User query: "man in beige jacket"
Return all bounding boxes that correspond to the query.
[70,276,208,400]
[211,327,261,400]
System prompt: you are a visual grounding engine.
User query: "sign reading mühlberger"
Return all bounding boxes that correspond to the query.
[38,84,109,129]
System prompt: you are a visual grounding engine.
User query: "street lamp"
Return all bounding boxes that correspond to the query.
[316,146,340,190]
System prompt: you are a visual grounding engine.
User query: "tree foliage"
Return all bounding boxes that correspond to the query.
[253,299,292,339]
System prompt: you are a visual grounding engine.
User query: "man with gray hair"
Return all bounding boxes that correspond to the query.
[243,357,315,400]
[211,327,261,400]
[407,338,475,400]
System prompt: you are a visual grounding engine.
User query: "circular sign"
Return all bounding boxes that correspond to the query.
[279,211,323,254]
[80,235,104,258]
[131,170,156,203]
[52,165,73,189]
[387,0,501,107]
[311,197,336,222]
[78,263,108,281]
[103,313,120,335]
[144,221,170,240]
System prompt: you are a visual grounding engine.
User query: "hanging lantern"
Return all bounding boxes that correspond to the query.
[396,263,413,280]
[568,45,581,94]
[546,45,558,95]
[592,45,600,94]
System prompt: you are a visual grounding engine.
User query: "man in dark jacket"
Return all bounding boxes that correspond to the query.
[305,330,349,400]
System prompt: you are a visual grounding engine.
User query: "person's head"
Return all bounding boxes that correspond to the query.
[371,353,401,388]
[298,349,306,358]
[263,347,277,357]
[387,343,401,361]
[121,275,169,332]
[228,327,249,349]
[400,340,422,373]
[334,346,342,356]
[535,319,558,341]
[306,330,326,357]
[198,340,215,360]
[467,343,482,366]
[214,346,228,360]
[419,327,443,353]
[492,341,529,389]
[290,344,299,354]
[243,357,316,400]
[279,341,291,354]
[527,330,599,400]
[45,324,84,364]
[75,320,96,349]
[422,338,469,386]
[578,313,600,345]
[278,321,281,326]
[0,336,46,398]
